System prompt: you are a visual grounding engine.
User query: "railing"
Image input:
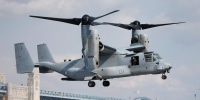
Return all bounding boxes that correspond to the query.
[40,90,126,100]
[0,83,126,100]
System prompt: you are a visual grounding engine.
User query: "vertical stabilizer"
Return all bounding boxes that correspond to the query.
[37,44,55,62]
[14,43,34,74]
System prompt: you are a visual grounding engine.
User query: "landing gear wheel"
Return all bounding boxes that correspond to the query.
[161,74,167,80]
[88,81,95,87]
[103,81,110,87]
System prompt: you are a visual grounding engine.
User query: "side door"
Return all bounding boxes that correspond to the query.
[130,53,145,75]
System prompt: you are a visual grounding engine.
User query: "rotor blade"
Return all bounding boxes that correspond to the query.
[94,10,120,20]
[141,22,185,29]
[90,22,103,26]
[102,22,133,30]
[30,15,82,25]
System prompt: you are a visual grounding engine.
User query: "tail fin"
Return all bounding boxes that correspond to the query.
[37,44,55,62]
[14,43,34,74]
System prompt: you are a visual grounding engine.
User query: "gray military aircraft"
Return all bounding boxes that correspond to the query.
[14,10,177,87]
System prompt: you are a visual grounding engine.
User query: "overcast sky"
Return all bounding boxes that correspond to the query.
[0,0,200,100]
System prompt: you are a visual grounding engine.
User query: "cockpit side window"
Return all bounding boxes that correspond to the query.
[153,56,156,61]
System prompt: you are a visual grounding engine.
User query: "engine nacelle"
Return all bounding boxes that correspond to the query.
[131,30,149,52]
[139,33,149,49]
[99,41,104,51]
[86,29,100,69]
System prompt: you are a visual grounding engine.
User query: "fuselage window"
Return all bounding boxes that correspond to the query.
[131,56,139,65]
[144,54,152,62]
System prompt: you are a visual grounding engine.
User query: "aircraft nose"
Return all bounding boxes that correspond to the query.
[166,63,172,73]
[156,61,172,72]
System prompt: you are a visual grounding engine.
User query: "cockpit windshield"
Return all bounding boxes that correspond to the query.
[144,52,162,62]
[153,53,162,60]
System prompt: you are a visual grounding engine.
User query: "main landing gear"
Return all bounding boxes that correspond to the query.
[88,80,110,87]
[102,80,110,87]
[88,81,95,87]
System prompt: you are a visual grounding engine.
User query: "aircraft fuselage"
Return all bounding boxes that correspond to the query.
[38,51,171,81]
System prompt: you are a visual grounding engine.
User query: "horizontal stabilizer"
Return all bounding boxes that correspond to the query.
[39,67,54,73]
[61,77,76,81]
[14,43,34,74]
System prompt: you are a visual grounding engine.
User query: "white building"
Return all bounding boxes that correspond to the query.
[0,68,40,100]
[0,73,5,83]
[7,83,28,100]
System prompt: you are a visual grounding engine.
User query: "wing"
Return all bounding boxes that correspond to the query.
[126,43,146,53]
[100,45,116,56]
[100,43,145,56]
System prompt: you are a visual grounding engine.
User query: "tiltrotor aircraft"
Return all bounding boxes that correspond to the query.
[14,10,182,87]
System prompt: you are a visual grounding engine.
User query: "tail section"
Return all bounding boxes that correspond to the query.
[14,43,34,74]
[37,44,54,73]
[37,44,55,62]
